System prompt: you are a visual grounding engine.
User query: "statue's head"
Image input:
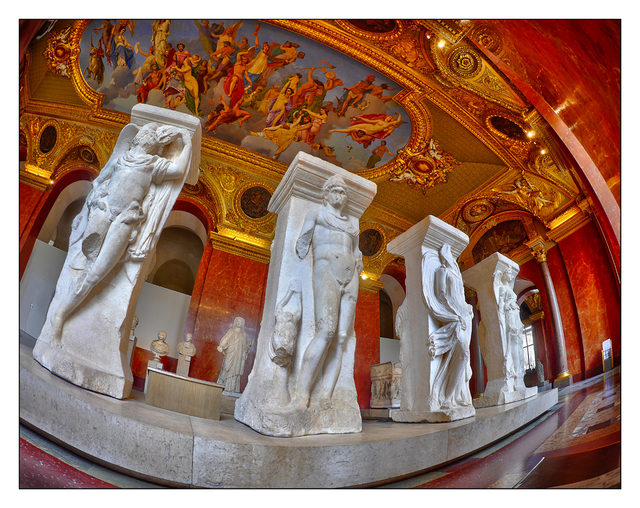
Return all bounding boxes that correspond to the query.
[322,175,348,209]
[439,243,456,269]
[186,333,193,342]
[158,330,167,341]
[234,317,245,329]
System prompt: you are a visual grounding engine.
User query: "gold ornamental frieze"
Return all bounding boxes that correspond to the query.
[42,24,79,79]
[388,138,460,194]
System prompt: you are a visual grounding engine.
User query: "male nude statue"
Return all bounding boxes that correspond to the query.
[292,175,363,409]
[48,122,192,343]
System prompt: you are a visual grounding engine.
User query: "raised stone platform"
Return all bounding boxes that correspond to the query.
[20,344,558,488]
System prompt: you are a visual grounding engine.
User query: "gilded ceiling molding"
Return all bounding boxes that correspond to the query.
[358,221,398,282]
[427,31,529,114]
[388,137,461,194]
[179,177,221,230]
[19,168,52,191]
[209,231,271,264]
[489,172,570,224]
[200,161,276,248]
[459,209,538,269]
[42,24,79,80]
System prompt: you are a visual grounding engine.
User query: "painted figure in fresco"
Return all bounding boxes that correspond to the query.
[265,85,295,127]
[132,45,156,85]
[330,113,403,138]
[225,52,253,108]
[298,107,328,150]
[84,39,105,84]
[291,67,326,110]
[337,75,376,115]
[205,95,252,134]
[45,122,193,344]
[370,83,397,103]
[174,55,202,115]
[93,20,115,66]
[217,317,253,393]
[109,26,134,68]
[206,41,237,83]
[292,175,363,409]
[366,140,395,168]
[136,63,166,104]
[151,20,171,69]
[422,243,474,410]
[250,110,310,158]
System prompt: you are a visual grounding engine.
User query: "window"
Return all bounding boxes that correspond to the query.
[522,324,536,371]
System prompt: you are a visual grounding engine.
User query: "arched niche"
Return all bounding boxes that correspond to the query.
[37,179,92,246]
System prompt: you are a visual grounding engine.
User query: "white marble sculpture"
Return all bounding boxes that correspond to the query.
[176,332,197,377]
[127,314,139,366]
[33,104,201,399]
[235,152,377,437]
[388,216,475,422]
[463,252,537,407]
[217,317,253,394]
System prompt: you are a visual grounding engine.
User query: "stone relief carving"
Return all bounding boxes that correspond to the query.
[291,174,363,410]
[462,252,537,408]
[217,317,254,394]
[422,243,474,410]
[32,104,200,399]
[497,267,527,390]
[234,153,376,437]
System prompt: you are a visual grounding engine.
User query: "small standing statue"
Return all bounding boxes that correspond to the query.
[176,332,197,377]
[217,318,253,394]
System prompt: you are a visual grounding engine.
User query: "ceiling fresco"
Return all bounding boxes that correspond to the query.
[22,19,619,280]
[78,19,411,171]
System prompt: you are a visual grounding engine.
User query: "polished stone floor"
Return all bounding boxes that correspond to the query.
[19,367,620,489]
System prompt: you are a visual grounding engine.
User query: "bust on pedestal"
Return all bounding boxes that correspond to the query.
[176,333,197,377]
[463,252,537,407]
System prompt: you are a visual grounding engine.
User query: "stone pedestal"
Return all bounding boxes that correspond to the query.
[32,104,201,400]
[176,355,192,377]
[463,253,537,408]
[234,152,376,437]
[388,216,475,423]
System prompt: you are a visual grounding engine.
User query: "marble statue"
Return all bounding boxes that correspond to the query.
[423,243,475,410]
[536,358,545,385]
[33,104,201,399]
[462,252,537,408]
[217,317,253,394]
[370,362,392,408]
[291,174,363,410]
[234,152,376,437]
[176,333,197,377]
[387,216,475,422]
[498,267,527,388]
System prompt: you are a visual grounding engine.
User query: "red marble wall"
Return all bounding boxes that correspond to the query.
[131,347,178,392]
[558,222,621,377]
[487,20,621,204]
[353,288,381,409]
[19,182,44,239]
[187,249,269,390]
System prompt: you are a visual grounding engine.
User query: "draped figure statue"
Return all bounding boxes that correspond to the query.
[422,243,474,410]
[217,317,253,393]
[497,267,526,390]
